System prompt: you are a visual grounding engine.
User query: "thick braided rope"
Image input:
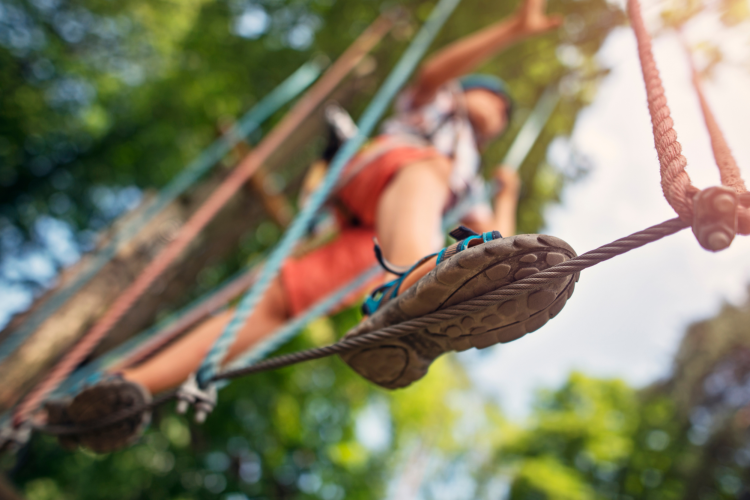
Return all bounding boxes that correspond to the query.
[682,39,750,234]
[692,77,747,195]
[216,218,689,379]
[681,43,746,195]
[0,61,321,367]
[195,0,463,386]
[31,218,689,437]
[627,0,698,221]
[10,16,394,428]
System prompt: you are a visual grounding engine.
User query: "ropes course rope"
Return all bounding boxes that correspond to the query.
[627,0,699,222]
[10,13,395,428]
[195,0,463,387]
[0,61,322,366]
[690,68,747,195]
[53,261,263,397]
[679,34,750,235]
[32,217,689,437]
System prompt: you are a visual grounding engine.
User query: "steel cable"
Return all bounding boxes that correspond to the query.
[33,217,689,437]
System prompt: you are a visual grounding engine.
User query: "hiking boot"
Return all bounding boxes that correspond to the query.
[341,227,577,389]
[46,378,152,453]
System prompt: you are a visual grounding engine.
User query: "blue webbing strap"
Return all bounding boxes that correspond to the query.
[0,61,323,364]
[196,0,463,386]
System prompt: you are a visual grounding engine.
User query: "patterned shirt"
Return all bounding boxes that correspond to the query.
[380,82,482,197]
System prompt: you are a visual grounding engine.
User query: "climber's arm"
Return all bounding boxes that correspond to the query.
[412,0,562,106]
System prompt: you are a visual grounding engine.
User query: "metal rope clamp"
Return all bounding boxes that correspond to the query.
[175,373,217,424]
[0,422,31,454]
[692,186,739,252]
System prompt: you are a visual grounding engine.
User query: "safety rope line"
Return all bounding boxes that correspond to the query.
[195,0,463,387]
[216,218,689,375]
[691,73,747,195]
[680,36,750,234]
[627,0,699,222]
[0,61,321,366]
[32,217,689,437]
[10,14,395,428]
[683,44,747,195]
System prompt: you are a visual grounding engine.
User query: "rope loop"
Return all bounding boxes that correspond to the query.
[629,0,748,250]
[678,33,750,247]
[627,0,697,223]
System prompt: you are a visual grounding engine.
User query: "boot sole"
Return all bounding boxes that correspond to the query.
[67,380,152,453]
[341,234,577,389]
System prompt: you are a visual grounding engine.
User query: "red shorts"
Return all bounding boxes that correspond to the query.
[280,137,443,316]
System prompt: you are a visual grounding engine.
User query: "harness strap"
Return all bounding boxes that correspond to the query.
[331,135,431,193]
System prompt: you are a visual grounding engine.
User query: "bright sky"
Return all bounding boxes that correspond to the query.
[466,8,750,418]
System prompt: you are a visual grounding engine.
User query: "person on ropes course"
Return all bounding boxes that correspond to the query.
[50,0,577,453]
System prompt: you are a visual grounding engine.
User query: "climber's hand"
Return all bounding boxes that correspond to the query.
[514,0,563,36]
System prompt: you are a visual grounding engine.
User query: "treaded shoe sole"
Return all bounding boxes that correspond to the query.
[66,379,152,453]
[341,234,577,389]
[44,397,79,451]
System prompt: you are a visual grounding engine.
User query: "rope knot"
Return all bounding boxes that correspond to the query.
[691,186,750,251]
[0,421,31,454]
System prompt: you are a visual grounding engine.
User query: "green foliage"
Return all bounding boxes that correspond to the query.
[511,456,596,500]
[477,373,693,500]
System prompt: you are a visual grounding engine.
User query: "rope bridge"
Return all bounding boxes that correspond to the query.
[2,0,748,448]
